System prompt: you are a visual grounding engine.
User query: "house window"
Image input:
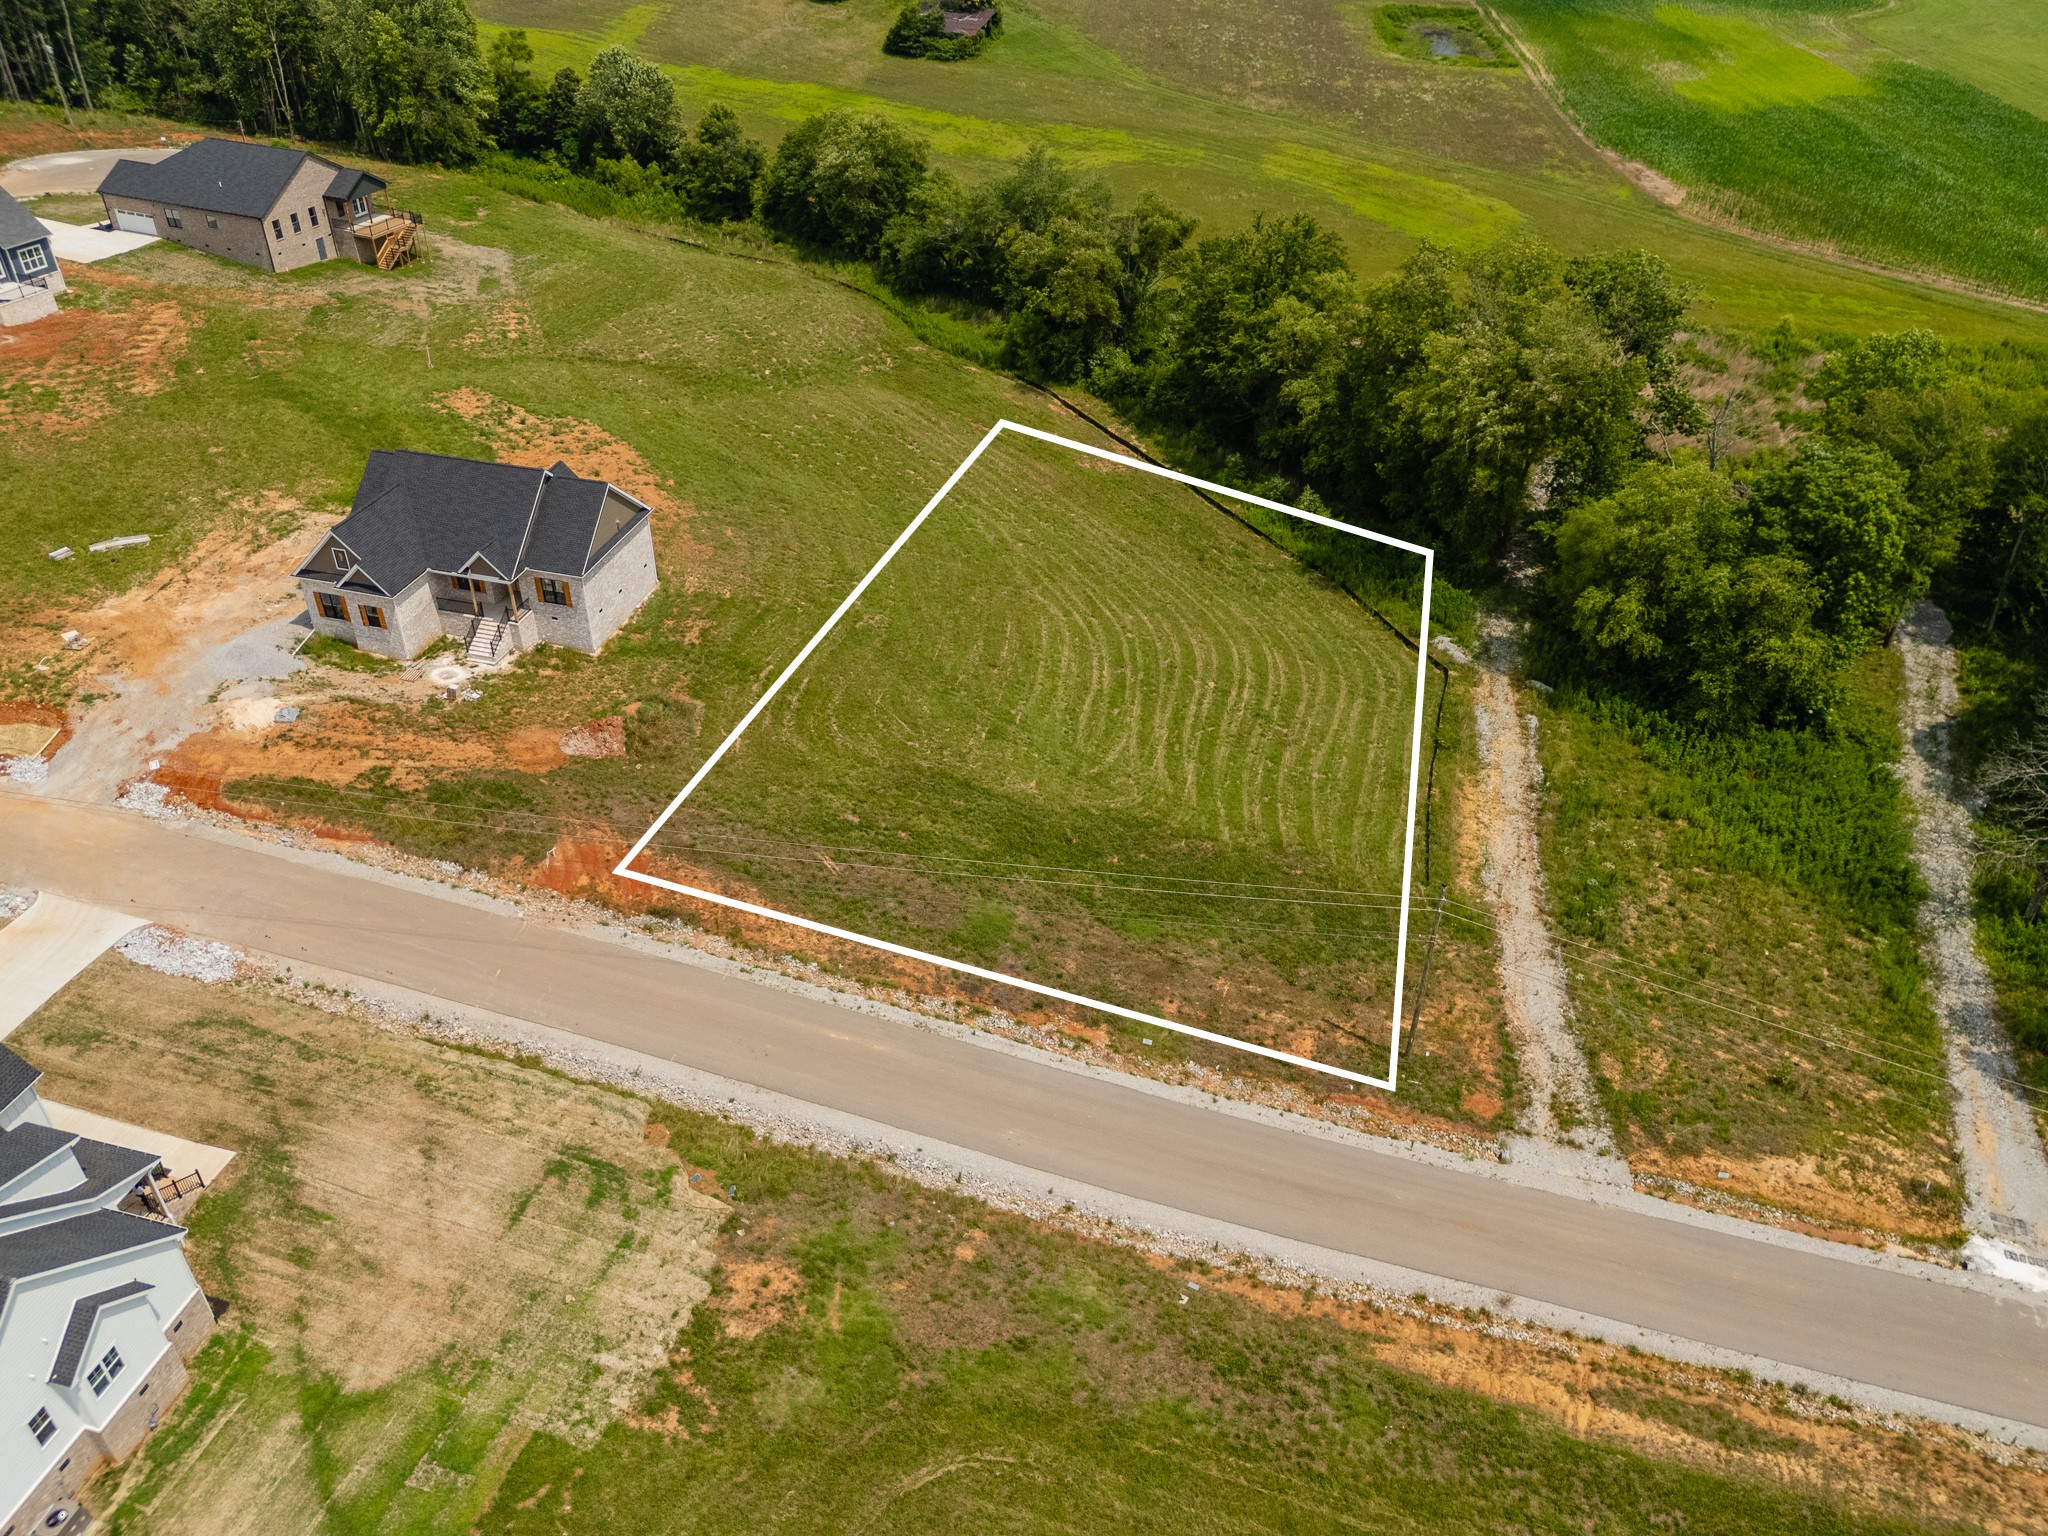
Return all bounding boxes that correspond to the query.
[316,591,348,621]
[164,208,183,229]
[27,1407,55,1445]
[205,214,219,229]
[14,242,47,275]
[290,211,302,233]
[358,604,387,629]
[87,1346,124,1396]
[535,577,571,607]
[353,195,370,217]
[271,218,283,239]
[308,206,319,227]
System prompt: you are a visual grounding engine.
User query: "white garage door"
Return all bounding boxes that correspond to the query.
[112,208,158,235]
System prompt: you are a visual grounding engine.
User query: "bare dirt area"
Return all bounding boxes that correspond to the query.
[0,278,191,436]
[15,955,725,1530]
[36,512,326,802]
[0,113,197,164]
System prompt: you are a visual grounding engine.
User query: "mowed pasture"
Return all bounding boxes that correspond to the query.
[653,429,1431,1082]
[464,0,2048,342]
[1491,0,2048,300]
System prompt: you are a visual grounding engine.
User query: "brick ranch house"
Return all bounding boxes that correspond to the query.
[296,450,661,666]
[0,1045,213,1536]
[96,137,421,271]
[0,187,63,327]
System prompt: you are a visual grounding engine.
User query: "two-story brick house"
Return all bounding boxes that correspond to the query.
[96,137,419,272]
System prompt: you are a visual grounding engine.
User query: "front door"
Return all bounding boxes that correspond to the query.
[315,236,327,260]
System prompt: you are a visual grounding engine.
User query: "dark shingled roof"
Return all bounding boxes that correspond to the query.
[0,1121,77,1192]
[300,451,651,595]
[0,186,48,253]
[96,137,348,220]
[50,1279,153,1386]
[0,1043,41,1110]
[326,166,387,202]
[0,1208,183,1312]
[0,1138,160,1224]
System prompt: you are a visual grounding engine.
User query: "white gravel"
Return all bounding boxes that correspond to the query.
[3,755,49,784]
[1896,602,2048,1259]
[116,926,241,982]
[114,780,177,818]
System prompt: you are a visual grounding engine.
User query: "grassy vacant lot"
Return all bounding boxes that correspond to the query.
[21,962,2039,1535]
[1492,0,2048,300]
[657,428,1431,1082]
[1532,650,1958,1237]
[17,956,723,1533]
[463,0,2048,341]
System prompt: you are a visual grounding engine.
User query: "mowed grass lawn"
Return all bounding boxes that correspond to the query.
[30,964,2023,1536]
[464,0,2048,342]
[661,428,1432,1082]
[1492,0,2048,300]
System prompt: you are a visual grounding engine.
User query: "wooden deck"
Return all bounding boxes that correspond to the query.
[353,209,422,270]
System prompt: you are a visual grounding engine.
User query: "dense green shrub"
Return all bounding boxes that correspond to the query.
[761,109,929,257]
[883,0,1003,60]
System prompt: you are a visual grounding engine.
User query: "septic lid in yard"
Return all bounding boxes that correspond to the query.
[427,664,469,689]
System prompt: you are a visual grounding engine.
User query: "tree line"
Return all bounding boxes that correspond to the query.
[12,10,2048,745]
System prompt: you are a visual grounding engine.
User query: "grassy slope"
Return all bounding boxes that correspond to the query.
[1532,649,1958,1234]
[465,0,2048,342]
[1854,0,2048,117]
[1491,0,2048,301]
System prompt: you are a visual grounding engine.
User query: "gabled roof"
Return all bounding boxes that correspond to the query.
[0,186,48,252]
[96,137,347,220]
[0,1208,183,1314]
[0,1121,76,1192]
[326,166,387,202]
[50,1279,152,1386]
[0,1043,41,1110]
[299,451,652,594]
[0,1138,160,1227]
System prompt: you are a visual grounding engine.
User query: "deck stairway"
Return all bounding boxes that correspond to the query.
[355,209,422,270]
[466,616,512,668]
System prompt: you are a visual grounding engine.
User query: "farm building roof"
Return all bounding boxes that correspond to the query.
[940,6,995,34]
[300,451,652,594]
[0,186,47,252]
[50,1278,153,1386]
[0,1044,40,1109]
[96,137,354,219]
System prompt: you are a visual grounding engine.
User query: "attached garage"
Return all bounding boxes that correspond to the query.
[111,208,158,235]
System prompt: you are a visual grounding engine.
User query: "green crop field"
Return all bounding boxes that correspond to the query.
[464,0,2048,342]
[1490,0,2048,300]
[1855,0,2048,118]
[649,428,1430,1081]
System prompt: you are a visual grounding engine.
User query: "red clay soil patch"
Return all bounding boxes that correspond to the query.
[436,388,686,522]
[0,117,200,161]
[560,716,625,759]
[708,1260,803,1339]
[0,292,192,435]
[506,725,572,773]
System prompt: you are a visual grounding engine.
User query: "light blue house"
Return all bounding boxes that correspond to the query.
[0,186,63,327]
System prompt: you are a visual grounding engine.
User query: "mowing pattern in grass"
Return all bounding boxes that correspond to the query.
[1495,0,2048,299]
[651,430,1428,1080]
[1534,651,1958,1234]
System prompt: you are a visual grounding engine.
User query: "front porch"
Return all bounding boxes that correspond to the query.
[432,575,537,666]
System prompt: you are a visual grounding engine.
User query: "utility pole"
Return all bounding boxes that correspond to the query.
[39,35,71,124]
[1401,886,1449,1061]
[55,0,90,111]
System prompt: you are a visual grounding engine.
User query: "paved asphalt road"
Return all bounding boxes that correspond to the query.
[5,792,2047,1431]
[0,146,176,197]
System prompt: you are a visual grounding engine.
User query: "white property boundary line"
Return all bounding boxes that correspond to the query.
[615,420,1436,1090]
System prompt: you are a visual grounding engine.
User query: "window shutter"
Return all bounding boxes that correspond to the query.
[563,582,573,609]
